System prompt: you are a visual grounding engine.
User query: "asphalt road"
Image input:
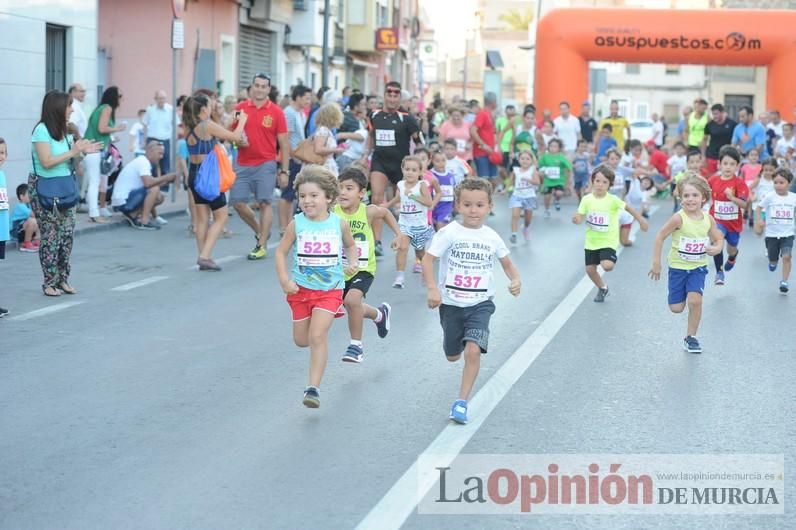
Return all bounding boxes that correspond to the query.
[1,197,792,529]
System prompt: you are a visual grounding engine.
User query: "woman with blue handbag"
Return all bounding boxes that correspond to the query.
[30,90,102,297]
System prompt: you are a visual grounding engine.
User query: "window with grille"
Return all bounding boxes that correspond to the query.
[46,24,66,92]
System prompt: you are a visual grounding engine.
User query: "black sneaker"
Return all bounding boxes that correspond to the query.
[780,281,789,294]
[302,386,320,408]
[374,241,384,257]
[0,307,9,318]
[683,336,702,354]
[136,219,160,231]
[374,302,391,338]
[594,287,609,303]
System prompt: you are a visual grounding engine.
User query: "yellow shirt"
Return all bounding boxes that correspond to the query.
[599,116,630,150]
[577,193,626,250]
[668,209,712,270]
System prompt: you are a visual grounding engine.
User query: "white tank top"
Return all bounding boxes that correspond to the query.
[397,180,429,228]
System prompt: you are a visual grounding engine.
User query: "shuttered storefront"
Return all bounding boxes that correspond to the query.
[238,25,274,91]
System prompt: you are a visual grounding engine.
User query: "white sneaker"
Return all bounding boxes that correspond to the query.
[155,215,168,226]
[99,207,113,218]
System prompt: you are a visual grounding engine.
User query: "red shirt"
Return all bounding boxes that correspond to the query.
[708,175,749,233]
[472,109,496,158]
[234,99,288,166]
[649,149,668,178]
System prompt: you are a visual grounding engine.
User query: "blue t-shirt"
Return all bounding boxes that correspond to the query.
[732,122,769,160]
[12,202,31,223]
[177,138,189,161]
[292,212,344,291]
[31,123,75,177]
[0,170,9,242]
[572,153,591,180]
[596,137,617,160]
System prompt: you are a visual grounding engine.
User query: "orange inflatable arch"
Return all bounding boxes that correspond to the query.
[535,8,796,115]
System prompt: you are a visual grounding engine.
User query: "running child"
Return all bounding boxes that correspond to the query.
[383,155,435,288]
[595,123,617,162]
[415,147,442,271]
[649,174,724,354]
[335,167,401,363]
[274,165,359,408]
[572,165,649,302]
[672,150,705,212]
[443,139,473,185]
[741,148,764,226]
[538,138,572,217]
[10,184,40,252]
[755,167,796,293]
[430,150,456,229]
[421,177,521,424]
[603,147,637,247]
[509,150,539,244]
[572,138,592,200]
[708,145,749,285]
[750,158,777,227]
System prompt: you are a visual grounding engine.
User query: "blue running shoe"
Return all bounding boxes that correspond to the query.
[342,344,363,363]
[374,302,391,338]
[449,399,468,424]
[769,262,777,272]
[714,271,725,285]
[303,386,320,408]
[683,336,702,354]
[724,254,738,271]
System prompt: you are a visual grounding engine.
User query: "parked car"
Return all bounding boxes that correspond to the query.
[630,120,654,144]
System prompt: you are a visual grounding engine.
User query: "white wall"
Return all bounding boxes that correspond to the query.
[0,0,98,193]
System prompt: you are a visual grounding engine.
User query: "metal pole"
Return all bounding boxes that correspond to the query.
[170,23,177,203]
[321,0,331,88]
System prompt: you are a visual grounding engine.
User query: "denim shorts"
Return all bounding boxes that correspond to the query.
[473,156,497,178]
[439,300,495,357]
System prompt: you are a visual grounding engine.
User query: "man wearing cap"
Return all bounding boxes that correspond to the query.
[686,98,709,150]
[578,102,598,145]
[232,73,290,260]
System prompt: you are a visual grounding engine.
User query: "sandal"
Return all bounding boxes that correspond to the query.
[88,217,108,224]
[197,258,222,271]
[59,283,77,295]
[42,286,61,297]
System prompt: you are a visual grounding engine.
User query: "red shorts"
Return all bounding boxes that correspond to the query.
[621,224,632,229]
[286,286,344,321]
[704,158,718,177]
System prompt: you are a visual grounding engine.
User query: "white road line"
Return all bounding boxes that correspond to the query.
[110,276,170,292]
[356,208,656,530]
[8,301,85,322]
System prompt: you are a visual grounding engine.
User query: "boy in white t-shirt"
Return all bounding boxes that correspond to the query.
[443,139,473,185]
[755,168,796,293]
[774,123,796,160]
[128,109,147,156]
[667,142,688,181]
[422,178,521,424]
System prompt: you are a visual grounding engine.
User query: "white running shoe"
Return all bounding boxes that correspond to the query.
[155,216,168,226]
[99,207,113,218]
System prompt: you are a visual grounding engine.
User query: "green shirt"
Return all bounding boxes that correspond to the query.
[577,192,626,250]
[84,104,114,148]
[31,123,74,178]
[495,116,515,153]
[538,152,572,188]
[334,203,376,278]
[668,209,711,270]
[687,111,708,147]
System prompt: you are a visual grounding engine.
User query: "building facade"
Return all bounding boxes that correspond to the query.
[0,0,98,192]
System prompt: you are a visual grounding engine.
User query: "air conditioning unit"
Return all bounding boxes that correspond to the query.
[294,0,308,11]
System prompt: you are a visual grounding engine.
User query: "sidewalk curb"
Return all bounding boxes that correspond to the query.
[5,209,189,250]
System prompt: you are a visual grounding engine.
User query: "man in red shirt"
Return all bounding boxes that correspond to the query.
[232,73,290,260]
[708,145,748,285]
[469,92,498,182]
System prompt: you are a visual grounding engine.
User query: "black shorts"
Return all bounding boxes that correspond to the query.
[765,236,794,262]
[543,185,564,194]
[584,247,618,266]
[281,159,302,202]
[11,220,25,243]
[370,157,403,185]
[188,162,227,211]
[343,271,375,298]
[439,300,495,357]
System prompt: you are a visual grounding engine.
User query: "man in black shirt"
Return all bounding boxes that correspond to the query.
[367,81,422,253]
[701,103,737,176]
[578,102,598,144]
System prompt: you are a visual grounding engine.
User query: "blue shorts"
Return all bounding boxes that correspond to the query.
[573,173,589,190]
[716,224,741,247]
[473,156,497,178]
[668,266,707,305]
[508,194,537,210]
[116,187,147,214]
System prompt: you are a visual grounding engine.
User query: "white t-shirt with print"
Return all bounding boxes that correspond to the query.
[427,221,510,308]
[759,191,796,238]
[112,155,152,206]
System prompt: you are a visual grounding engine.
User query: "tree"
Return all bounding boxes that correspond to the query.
[498,8,534,31]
